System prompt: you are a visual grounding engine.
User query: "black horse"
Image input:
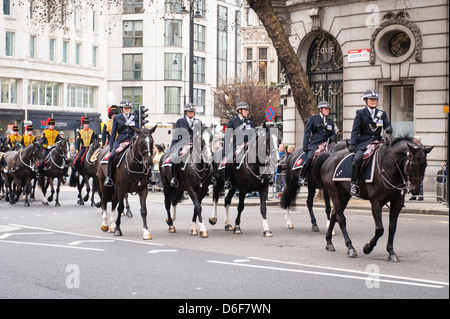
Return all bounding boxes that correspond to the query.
[320,136,433,262]
[38,138,71,206]
[97,126,157,240]
[69,138,102,206]
[280,140,347,231]
[1,142,44,206]
[209,126,278,237]
[159,125,214,237]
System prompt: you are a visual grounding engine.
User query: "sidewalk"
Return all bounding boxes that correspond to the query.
[148,188,449,216]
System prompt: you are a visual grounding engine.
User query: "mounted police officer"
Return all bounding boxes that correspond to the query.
[349,89,392,196]
[40,118,61,158]
[223,102,254,190]
[169,103,202,188]
[101,105,120,147]
[104,99,139,187]
[74,117,97,175]
[20,125,36,147]
[299,100,337,186]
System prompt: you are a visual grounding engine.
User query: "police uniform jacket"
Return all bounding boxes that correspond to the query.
[303,114,336,152]
[224,116,254,155]
[171,116,202,151]
[109,112,139,149]
[350,107,391,151]
[76,128,97,152]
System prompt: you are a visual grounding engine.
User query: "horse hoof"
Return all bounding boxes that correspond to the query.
[77,199,84,205]
[263,230,273,237]
[24,202,30,207]
[233,226,242,234]
[347,249,358,258]
[114,229,122,236]
[311,225,320,232]
[42,201,49,206]
[190,229,199,236]
[143,233,152,240]
[83,195,89,202]
[388,254,400,262]
[363,243,373,255]
[224,224,234,231]
[209,217,217,225]
[168,226,176,233]
[101,225,109,232]
[286,224,294,229]
[200,231,209,238]
[326,244,335,252]
[110,227,115,233]
[55,202,60,207]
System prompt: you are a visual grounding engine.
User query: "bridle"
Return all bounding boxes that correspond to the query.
[125,133,153,176]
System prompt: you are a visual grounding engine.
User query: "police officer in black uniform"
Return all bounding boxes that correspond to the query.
[299,100,337,186]
[104,99,139,187]
[169,103,202,188]
[223,102,254,190]
[349,89,392,196]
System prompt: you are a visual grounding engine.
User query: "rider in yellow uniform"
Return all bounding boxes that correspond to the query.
[101,105,120,147]
[8,125,22,149]
[74,117,97,174]
[20,125,36,147]
[40,118,61,158]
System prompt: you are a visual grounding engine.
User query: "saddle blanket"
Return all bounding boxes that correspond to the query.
[332,153,376,183]
[292,152,307,170]
[218,144,247,171]
[161,154,190,170]
[100,140,131,167]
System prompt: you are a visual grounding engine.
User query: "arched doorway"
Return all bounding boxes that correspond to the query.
[307,33,344,139]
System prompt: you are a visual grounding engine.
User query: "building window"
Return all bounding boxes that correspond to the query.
[1,78,17,104]
[75,43,81,65]
[30,36,36,59]
[28,81,59,107]
[122,87,143,110]
[63,41,68,63]
[165,53,182,80]
[93,46,98,67]
[123,54,143,80]
[165,19,182,47]
[217,5,228,85]
[3,0,10,15]
[389,32,411,57]
[165,87,181,114]
[165,0,182,13]
[123,0,143,14]
[194,89,205,115]
[67,84,94,108]
[123,20,143,47]
[49,39,55,62]
[194,56,205,83]
[194,24,206,51]
[246,48,253,79]
[390,85,414,137]
[5,32,14,56]
[258,48,268,83]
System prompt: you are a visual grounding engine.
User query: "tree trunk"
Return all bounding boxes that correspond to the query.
[247,0,316,125]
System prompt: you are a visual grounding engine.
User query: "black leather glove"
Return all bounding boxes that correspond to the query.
[349,144,355,153]
[385,126,393,134]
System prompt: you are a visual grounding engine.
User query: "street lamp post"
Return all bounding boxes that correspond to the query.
[180,1,202,105]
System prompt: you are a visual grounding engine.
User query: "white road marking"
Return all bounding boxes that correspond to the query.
[0,240,105,251]
[68,240,115,246]
[148,249,177,254]
[0,232,54,239]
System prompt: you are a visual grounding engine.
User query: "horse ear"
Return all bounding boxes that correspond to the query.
[424,146,434,154]
[149,125,157,135]
[131,126,141,135]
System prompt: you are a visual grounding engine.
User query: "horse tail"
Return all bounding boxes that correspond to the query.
[280,158,300,210]
[68,168,78,187]
[310,152,332,189]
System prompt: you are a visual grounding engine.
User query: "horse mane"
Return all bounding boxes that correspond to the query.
[390,135,413,146]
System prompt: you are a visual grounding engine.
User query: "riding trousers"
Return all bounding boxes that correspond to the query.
[353,149,365,166]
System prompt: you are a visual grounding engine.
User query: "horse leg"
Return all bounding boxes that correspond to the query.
[54,178,62,207]
[386,197,403,262]
[224,188,236,231]
[190,194,208,238]
[83,176,91,202]
[307,186,319,232]
[208,184,220,225]
[233,190,246,234]
[139,188,152,240]
[259,186,272,237]
[77,176,84,205]
[363,201,384,256]
[47,178,55,203]
[125,193,132,218]
[285,207,294,229]
[323,188,335,235]
[24,178,31,207]
[164,186,176,233]
[113,196,122,236]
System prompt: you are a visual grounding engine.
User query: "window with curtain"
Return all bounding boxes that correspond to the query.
[194,57,205,83]
[1,78,17,104]
[165,87,181,114]
[123,54,143,80]
[194,24,205,51]
[194,89,205,115]
[122,86,143,111]
[217,5,228,85]
[123,0,144,14]
[28,81,59,107]
[164,53,182,80]
[123,20,143,47]
[165,20,182,46]
[5,32,14,56]
[66,84,94,108]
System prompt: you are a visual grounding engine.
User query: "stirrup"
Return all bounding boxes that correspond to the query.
[224,180,232,190]
[298,176,307,186]
[350,183,360,196]
[104,177,113,187]
[170,178,179,188]
[210,177,217,186]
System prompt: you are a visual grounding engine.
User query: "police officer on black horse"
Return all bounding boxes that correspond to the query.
[299,100,337,186]
[104,99,139,187]
[223,102,255,190]
[169,103,202,188]
[349,89,392,196]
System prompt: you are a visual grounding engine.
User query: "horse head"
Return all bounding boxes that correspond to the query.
[405,142,434,195]
[31,142,45,167]
[131,125,157,173]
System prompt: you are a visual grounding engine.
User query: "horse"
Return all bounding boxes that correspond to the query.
[38,138,71,206]
[69,138,102,207]
[280,140,348,231]
[97,126,157,240]
[320,136,433,262]
[159,124,214,237]
[1,142,44,206]
[209,125,279,237]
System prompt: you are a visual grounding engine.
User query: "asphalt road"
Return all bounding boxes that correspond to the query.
[0,186,448,302]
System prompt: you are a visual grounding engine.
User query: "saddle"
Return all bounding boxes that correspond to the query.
[292,142,329,171]
[161,143,193,169]
[100,140,130,166]
[218,143,248,170]
[363,140,380,160]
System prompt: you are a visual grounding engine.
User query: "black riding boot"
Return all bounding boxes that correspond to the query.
[350,163,361,196]
[299,163,310,186]
[104,159,114,187]
[170,163,179,187]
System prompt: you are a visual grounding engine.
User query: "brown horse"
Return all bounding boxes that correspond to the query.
[1,142,44,206]
[39,138,71,206]
[320,136,433,262]
[97,126,157,240]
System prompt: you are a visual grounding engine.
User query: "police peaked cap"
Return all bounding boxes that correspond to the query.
[119,99,132,108]
[184,103,196,112]
[363,89,378,99]
[236,102,250,111]
[318,101,331,109]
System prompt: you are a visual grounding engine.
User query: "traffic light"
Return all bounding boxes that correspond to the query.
[139,105,149,128]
